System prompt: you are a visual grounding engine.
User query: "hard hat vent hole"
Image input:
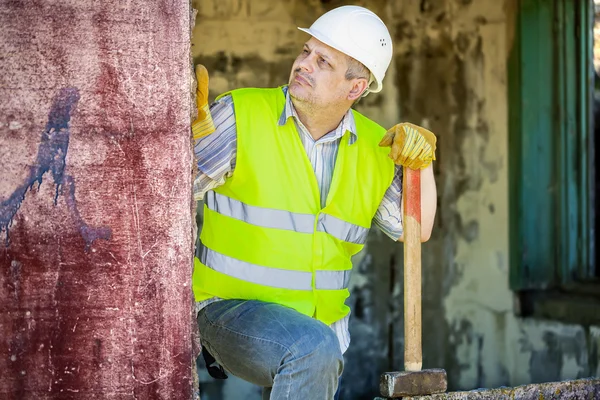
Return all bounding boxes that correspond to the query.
[380,38,387,46]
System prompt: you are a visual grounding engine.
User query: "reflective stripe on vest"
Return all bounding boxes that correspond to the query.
[316,213,369,245]
[200,245,351,290]
[206,191,368,245]
[315,270,352,290]
[205,191,314,233]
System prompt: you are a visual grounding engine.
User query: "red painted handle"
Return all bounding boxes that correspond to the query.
[404,167,421,224]
[403,167,422,372]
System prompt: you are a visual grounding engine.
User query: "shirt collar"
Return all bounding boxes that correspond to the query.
[278,86,357,145]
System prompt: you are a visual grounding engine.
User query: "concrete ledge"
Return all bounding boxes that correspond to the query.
[375,378,600,399]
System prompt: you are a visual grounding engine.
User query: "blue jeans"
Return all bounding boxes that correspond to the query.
[197,299,344,400]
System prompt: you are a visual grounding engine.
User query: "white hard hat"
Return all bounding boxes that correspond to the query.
[298,5,393,95]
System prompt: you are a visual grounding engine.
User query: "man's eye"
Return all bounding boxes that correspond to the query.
[318,57,328,65]
[302,49,309,54]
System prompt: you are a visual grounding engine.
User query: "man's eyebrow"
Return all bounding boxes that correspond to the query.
[304,43,333,63]
[317,51,332,62]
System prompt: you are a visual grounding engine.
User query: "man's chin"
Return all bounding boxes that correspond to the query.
[289,84,309,101]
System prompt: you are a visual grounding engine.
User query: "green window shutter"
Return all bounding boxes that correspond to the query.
[556,0,592,284]
[509,0,557,290]
[509,0,592,291]
[575,0,594,280]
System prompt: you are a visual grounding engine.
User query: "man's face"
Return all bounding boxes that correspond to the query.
[288,37,355,108]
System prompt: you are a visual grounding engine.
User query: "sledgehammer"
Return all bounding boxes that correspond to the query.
[379,167,447,398]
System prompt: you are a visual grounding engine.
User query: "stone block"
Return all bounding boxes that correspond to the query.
[375,378,600,399]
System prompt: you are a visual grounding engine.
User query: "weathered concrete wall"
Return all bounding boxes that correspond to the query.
[391,0,599,393]
[192,0,599,399]
[401,0,599,392]
[0,1,194,399]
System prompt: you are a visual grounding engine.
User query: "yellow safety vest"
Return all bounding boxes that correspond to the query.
[192,87,395,325]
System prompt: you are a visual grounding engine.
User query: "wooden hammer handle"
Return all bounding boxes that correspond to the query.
[403,167,422,372]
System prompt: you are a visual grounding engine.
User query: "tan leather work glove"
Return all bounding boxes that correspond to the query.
[192,64,215,139]
[378,122,437,170]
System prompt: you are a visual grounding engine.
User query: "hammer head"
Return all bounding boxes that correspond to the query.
[380,369,447,398]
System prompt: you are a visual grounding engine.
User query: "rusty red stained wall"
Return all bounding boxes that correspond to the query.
[0,1,194,398]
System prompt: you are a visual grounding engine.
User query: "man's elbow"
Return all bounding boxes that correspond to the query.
[420,202,437,242]
[421,229,432,243]
[397,225,433,243]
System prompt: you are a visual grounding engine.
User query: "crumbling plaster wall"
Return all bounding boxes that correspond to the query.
[192,0,599,399]
[394,0,598,391]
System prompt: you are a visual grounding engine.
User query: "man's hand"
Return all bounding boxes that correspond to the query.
[378,123,436,170]
[192,64,215,140]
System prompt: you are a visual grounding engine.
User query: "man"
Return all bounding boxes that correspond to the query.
[192,5,437,400]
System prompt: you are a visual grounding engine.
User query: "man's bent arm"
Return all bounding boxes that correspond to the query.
[193,96,237,201]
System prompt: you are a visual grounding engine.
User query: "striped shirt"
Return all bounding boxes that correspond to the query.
[193,86,403,354]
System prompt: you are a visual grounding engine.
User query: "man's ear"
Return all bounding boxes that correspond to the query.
[348,78,369,101]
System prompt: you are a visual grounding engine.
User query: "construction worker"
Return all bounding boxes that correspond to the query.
[192,5,437,400]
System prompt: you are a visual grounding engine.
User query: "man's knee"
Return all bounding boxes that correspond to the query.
[289,324,343,374]
[313,331,344,373]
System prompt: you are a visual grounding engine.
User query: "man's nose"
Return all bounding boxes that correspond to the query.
[297,54,315,73]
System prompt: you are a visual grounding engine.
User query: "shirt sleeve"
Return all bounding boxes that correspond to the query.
[193,95,237,201]
[372,165,403,241]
